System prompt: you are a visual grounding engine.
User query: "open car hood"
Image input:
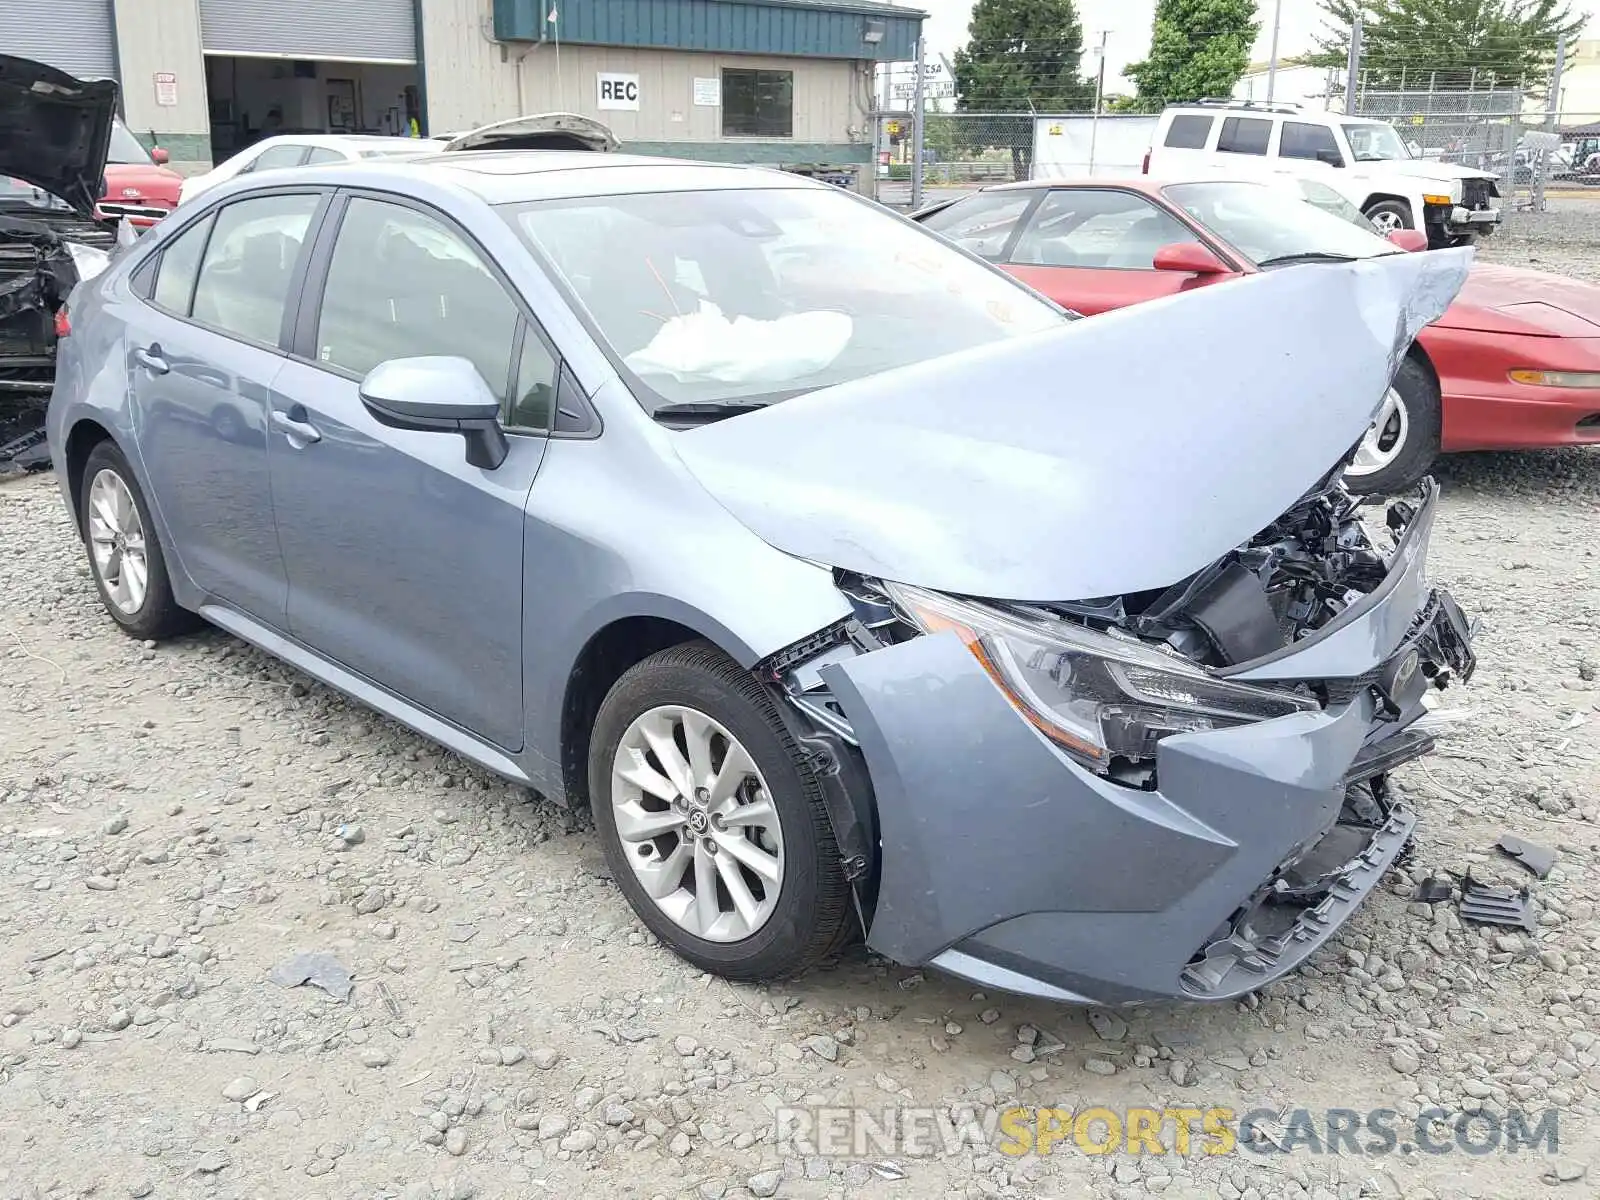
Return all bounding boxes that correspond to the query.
[672,248,1472,603]
[0,54,116,216]
[441,113,617,154]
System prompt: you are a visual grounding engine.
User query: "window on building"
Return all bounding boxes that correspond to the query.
[1217,117,1272,156]
[721,69,793,138]
[1164,115,1214,150]
[1280,121,1343,164]
[190,194,320,345]
[315,197,519,404]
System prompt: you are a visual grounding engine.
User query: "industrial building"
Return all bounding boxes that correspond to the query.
[2,0,922,173]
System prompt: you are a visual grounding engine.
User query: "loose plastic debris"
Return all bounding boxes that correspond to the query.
[1496,833,1556,879]
[1411,876,1453,904]
[1457,873,1537,934]
[267,952,353,1001]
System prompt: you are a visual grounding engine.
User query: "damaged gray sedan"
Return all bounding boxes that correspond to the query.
[48,153,1477,1004]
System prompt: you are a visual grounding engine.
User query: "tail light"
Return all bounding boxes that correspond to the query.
[54,306,71,338]
[1141,149,1152,174]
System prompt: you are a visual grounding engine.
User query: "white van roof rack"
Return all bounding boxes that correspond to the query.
[1178,98,1304,115]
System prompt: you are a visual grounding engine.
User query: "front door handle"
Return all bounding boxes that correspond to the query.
[271,408,322,446]
[134,345,169,375]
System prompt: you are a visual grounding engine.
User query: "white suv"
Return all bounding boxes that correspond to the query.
[1144,100,1501,248]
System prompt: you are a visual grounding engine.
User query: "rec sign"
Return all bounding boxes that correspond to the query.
[597,72,640,111]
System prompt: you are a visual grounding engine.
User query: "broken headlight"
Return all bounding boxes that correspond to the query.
[886,582,1319,772]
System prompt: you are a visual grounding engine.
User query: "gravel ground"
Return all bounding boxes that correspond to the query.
[2,246,1598,1200]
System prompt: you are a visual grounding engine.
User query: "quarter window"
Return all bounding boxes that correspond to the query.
[315,197,519,404]
[722,69,793,138]
[1281,121,1343,164]
[509,326,560,431]
[1217,117,1272,156]
[241,144,308,173]
[303,147,346,164]
[1011,190,1190,270]
[149,211,215,313]
[1164,114,1214,150]
[190,193,320,345]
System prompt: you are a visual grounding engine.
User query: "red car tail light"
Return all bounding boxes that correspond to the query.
[54,306,71,338]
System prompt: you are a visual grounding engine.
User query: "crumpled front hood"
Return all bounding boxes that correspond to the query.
[672,248,1472,603]
[0,54,117,216]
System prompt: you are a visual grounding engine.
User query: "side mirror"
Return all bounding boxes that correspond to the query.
[1152,241,1229,275]
[359,356,509,470]
[1387,228,1429,252]
[1315,148,1345,168]
[151,147,171,165]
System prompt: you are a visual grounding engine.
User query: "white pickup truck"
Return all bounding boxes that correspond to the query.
[1144,100,1502,248]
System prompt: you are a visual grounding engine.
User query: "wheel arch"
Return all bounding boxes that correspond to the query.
[1362,192,1416,218]
[62,417,119,526]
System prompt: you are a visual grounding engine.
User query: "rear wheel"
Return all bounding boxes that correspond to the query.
[78,441,198,640]
[1343,356,1441,496]
[589,641,851,981]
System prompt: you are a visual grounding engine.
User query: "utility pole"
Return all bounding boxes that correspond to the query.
[910,36,926,209]
[1535,34,1567,213]
[1266,0,1284,104]
[1088,31,1108,175]
[1344,14,1363,115]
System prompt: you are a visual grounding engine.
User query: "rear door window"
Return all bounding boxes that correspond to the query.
[1217,117,1272,156]
[1164,114,1215,150]
[917,190,1040,261]
[190,193,321,346]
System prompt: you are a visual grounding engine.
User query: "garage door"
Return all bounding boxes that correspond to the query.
[199,0,417,63]
[0,0,117,81]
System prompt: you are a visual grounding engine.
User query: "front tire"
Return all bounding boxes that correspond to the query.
[589,641,851,981]
[78,441,198,641]
[1364,199,1414,236]
[1343,356,1441,496]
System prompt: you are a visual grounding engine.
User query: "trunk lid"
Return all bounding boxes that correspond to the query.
[440,113,618,154]
[0,54,117,217]
[671,248,1472,603]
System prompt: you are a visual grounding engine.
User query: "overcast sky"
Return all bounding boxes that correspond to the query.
[916,0,1600,93]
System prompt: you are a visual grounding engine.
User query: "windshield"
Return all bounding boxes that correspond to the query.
[1164,181,1398,265]
[1343,123,1413,162]
[502,186,1066,412]
[108,121,155,165]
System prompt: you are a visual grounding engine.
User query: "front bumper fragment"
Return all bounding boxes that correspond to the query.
[819,487,1471,1006]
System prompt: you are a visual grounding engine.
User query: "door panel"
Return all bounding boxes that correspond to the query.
[267,361,543,750]
[267,194,544,750]
[128,192,323,623]
[1004,263,1226,315]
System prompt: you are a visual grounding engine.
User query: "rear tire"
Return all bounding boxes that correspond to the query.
[589,641,851,981]
[1342,356,1441,496]
[78,441,198,641]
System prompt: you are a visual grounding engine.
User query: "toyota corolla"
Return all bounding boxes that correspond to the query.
[47,152,1476,1004]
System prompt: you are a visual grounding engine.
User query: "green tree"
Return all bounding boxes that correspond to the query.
[951,0,1095,175]
[1312,0,1583,93]
[1124,0,1262,113]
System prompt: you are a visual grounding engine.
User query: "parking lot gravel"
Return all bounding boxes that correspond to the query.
[1,230,1598,1200]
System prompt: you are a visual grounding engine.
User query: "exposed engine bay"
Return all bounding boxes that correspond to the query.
[0,209,113,469]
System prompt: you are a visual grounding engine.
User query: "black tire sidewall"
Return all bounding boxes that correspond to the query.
[1364,199,1415,231]
[1343,356,1442,496]
[78,441,185,640]
[588,645,844,979]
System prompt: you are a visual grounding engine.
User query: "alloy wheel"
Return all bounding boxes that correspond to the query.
[86,469,149,615]
[610,704,785,942]
[1346,387,1410,477]
[1368,210,1404,235]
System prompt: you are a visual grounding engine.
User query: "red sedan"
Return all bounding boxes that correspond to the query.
[915,177,1600,493]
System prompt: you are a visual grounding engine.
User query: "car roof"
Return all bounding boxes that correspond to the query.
[234,151,830,205]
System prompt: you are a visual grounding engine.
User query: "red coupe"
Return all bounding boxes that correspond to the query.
[915,177,1600,493]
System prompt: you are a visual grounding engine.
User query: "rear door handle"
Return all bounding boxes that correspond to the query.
[134,345,169,375]
[271,408,322,445]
